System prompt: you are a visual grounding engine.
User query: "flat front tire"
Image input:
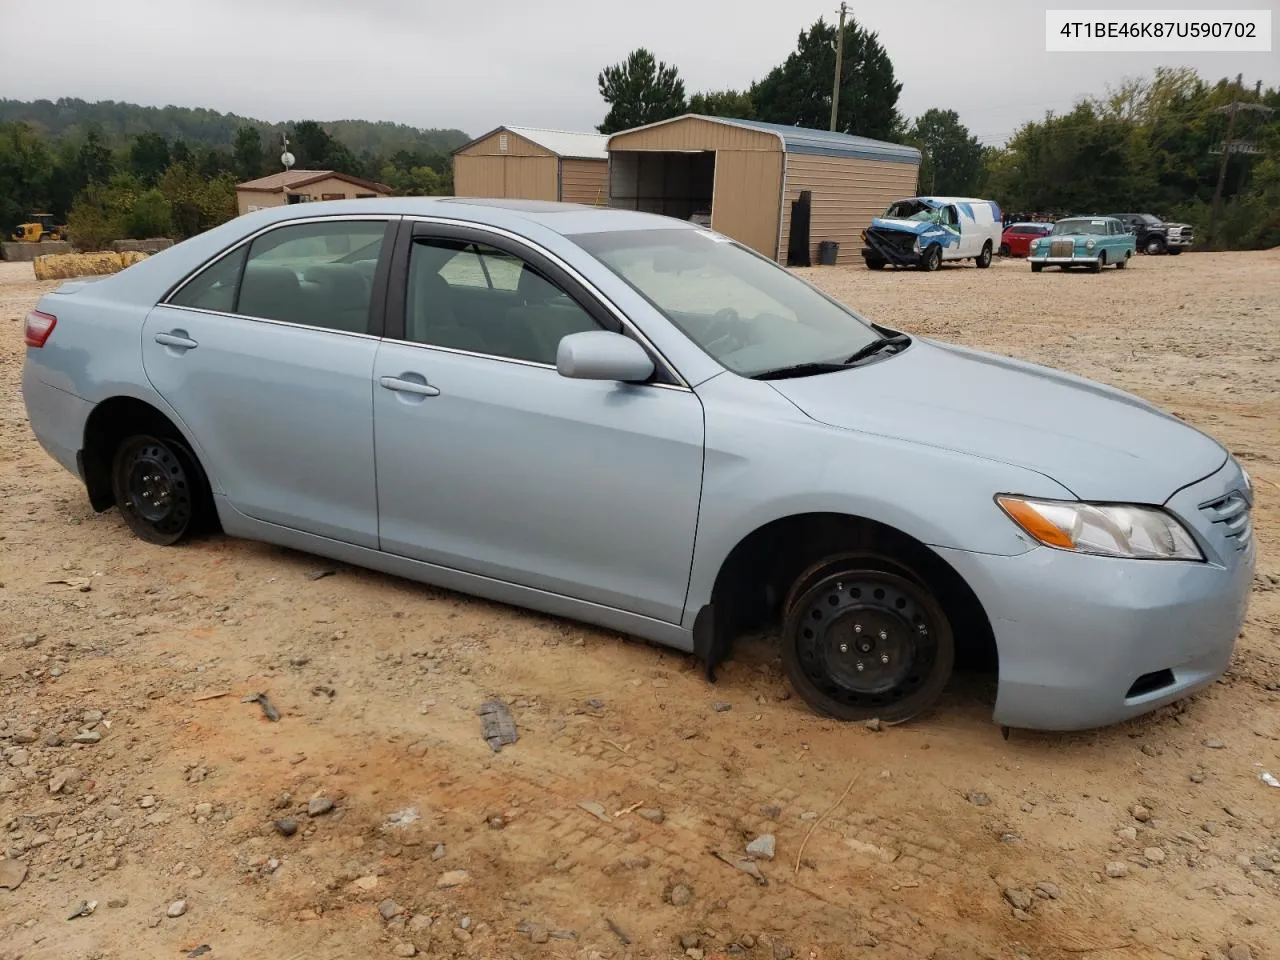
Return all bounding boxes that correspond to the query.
[110,434,207,546]
[781,559,955,724]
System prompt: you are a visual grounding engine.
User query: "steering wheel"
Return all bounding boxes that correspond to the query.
[703,307,749,353]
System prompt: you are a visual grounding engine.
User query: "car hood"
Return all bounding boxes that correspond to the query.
[870,218,942,236]
[768,338,1226,504]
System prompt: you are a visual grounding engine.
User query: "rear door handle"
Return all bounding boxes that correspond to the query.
[154,332,199,350]
[379,375,440,398]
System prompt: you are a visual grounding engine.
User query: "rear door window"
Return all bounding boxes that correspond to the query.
[168,220,388,334]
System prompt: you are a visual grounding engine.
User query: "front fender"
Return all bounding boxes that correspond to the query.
[681,373,1074,627]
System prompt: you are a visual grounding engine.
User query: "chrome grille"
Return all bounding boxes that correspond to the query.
[1050,240,1075,258]
[1200,490,1252,551]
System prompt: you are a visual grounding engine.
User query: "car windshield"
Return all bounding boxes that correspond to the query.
[1052,219,1109,236]
[570,228,883,378]
[884,199,938,221]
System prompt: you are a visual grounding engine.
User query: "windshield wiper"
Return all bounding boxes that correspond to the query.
[750,362,850,381]
[844,333,911,365]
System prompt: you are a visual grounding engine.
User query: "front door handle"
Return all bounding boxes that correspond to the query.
[379,375,440,398]
[154,332,199,350]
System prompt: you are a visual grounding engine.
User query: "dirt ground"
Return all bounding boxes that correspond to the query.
[1,250,1278,960]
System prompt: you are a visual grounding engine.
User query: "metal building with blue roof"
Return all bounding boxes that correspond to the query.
[606,114,922,265]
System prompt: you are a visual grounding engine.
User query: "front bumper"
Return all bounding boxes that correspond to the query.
[937,461,1254,731]
[1028,255,1099,266]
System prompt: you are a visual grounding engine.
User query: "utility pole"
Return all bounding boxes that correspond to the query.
[1208,74,1273,248]
[829,2,848,132]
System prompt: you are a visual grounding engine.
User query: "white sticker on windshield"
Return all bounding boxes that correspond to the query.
[1091,220,1106,225]
[696,229,733,243]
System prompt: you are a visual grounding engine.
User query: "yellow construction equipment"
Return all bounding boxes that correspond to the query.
[11,213,67,243]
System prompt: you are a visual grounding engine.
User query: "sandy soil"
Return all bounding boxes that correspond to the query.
[1,251,1278,960]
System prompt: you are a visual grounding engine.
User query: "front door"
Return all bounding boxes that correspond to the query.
[372,224,705,623]
[142,217,395,547]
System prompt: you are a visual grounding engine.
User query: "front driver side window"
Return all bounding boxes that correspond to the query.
[405,238,601,366]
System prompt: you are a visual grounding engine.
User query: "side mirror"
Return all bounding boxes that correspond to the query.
[556,330,655,383]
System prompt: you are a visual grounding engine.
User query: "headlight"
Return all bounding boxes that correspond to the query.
[1085,238,1096,250]
[996,496,1203,560]
[913,236,921,253]
[1241,467,1253,502]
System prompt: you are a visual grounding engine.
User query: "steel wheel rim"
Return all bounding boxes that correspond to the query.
[795,575,938,708]
[123,442,192,535]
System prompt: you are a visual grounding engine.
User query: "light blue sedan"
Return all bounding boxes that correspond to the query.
[21,199,1254,730]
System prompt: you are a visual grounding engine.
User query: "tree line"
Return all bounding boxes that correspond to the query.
[3,27,1276,253]
[0,107,467,249]
[596,19,1278,249]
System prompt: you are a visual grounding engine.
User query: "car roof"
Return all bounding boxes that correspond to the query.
[234,196,698,239]
[45,196,706,307]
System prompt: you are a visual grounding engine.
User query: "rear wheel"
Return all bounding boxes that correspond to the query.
[781,557,955,723]
[1116,253,1128,269]
[1167,248,1182,256]
[919,246,942,272]
[110,434,209,546]
[1030,262,1043,273]
[998,243,1011,257]
[975,241,993,269]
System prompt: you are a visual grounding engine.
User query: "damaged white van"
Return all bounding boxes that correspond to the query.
[860,196,1004,272]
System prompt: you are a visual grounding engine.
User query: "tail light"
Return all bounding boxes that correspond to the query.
[24,310,57,348]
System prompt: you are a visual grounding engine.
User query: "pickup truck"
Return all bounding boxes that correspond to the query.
[1106,213,1195,255]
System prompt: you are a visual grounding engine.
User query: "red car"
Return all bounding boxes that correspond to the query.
[1000,222,1053,258]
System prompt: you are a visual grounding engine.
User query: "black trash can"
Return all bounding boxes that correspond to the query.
[817,240,839,265]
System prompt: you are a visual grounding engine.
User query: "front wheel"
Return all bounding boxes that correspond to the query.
[1091,252,1105,273]
[919,245,942,272]
[1167,248,1182,256]
[864,258,886,271]
[975,242,993,269]
[110,434,208,546]
[1145,238,1165,255]
[781,561,955,723]
[1030,262,1043,273]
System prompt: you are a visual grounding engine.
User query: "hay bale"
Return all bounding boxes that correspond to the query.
[33,251,150,281]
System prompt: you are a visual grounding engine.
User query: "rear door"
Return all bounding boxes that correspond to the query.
[141,216,397,547]
[371,221,706,623]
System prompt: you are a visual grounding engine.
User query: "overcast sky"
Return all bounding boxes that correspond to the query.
[1,0,1276,144]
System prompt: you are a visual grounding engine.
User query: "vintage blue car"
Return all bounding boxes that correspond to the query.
[1028,216,1136,272]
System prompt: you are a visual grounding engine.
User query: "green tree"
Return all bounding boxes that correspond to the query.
[596,48,687,135]
[157,163,236,238]
[0,121,57,234]
[67,173,139,250]
[688,89,756,120]
[291,120,334,167]
[909,109,985,196]
[75,129,113,186]
[170,138,193,167]
[750,17,903,140]
[232,125,265,181]
[127,132,170,186]
[125,188,173,238]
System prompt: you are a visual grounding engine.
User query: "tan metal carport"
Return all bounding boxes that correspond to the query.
[606,115,921,265]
